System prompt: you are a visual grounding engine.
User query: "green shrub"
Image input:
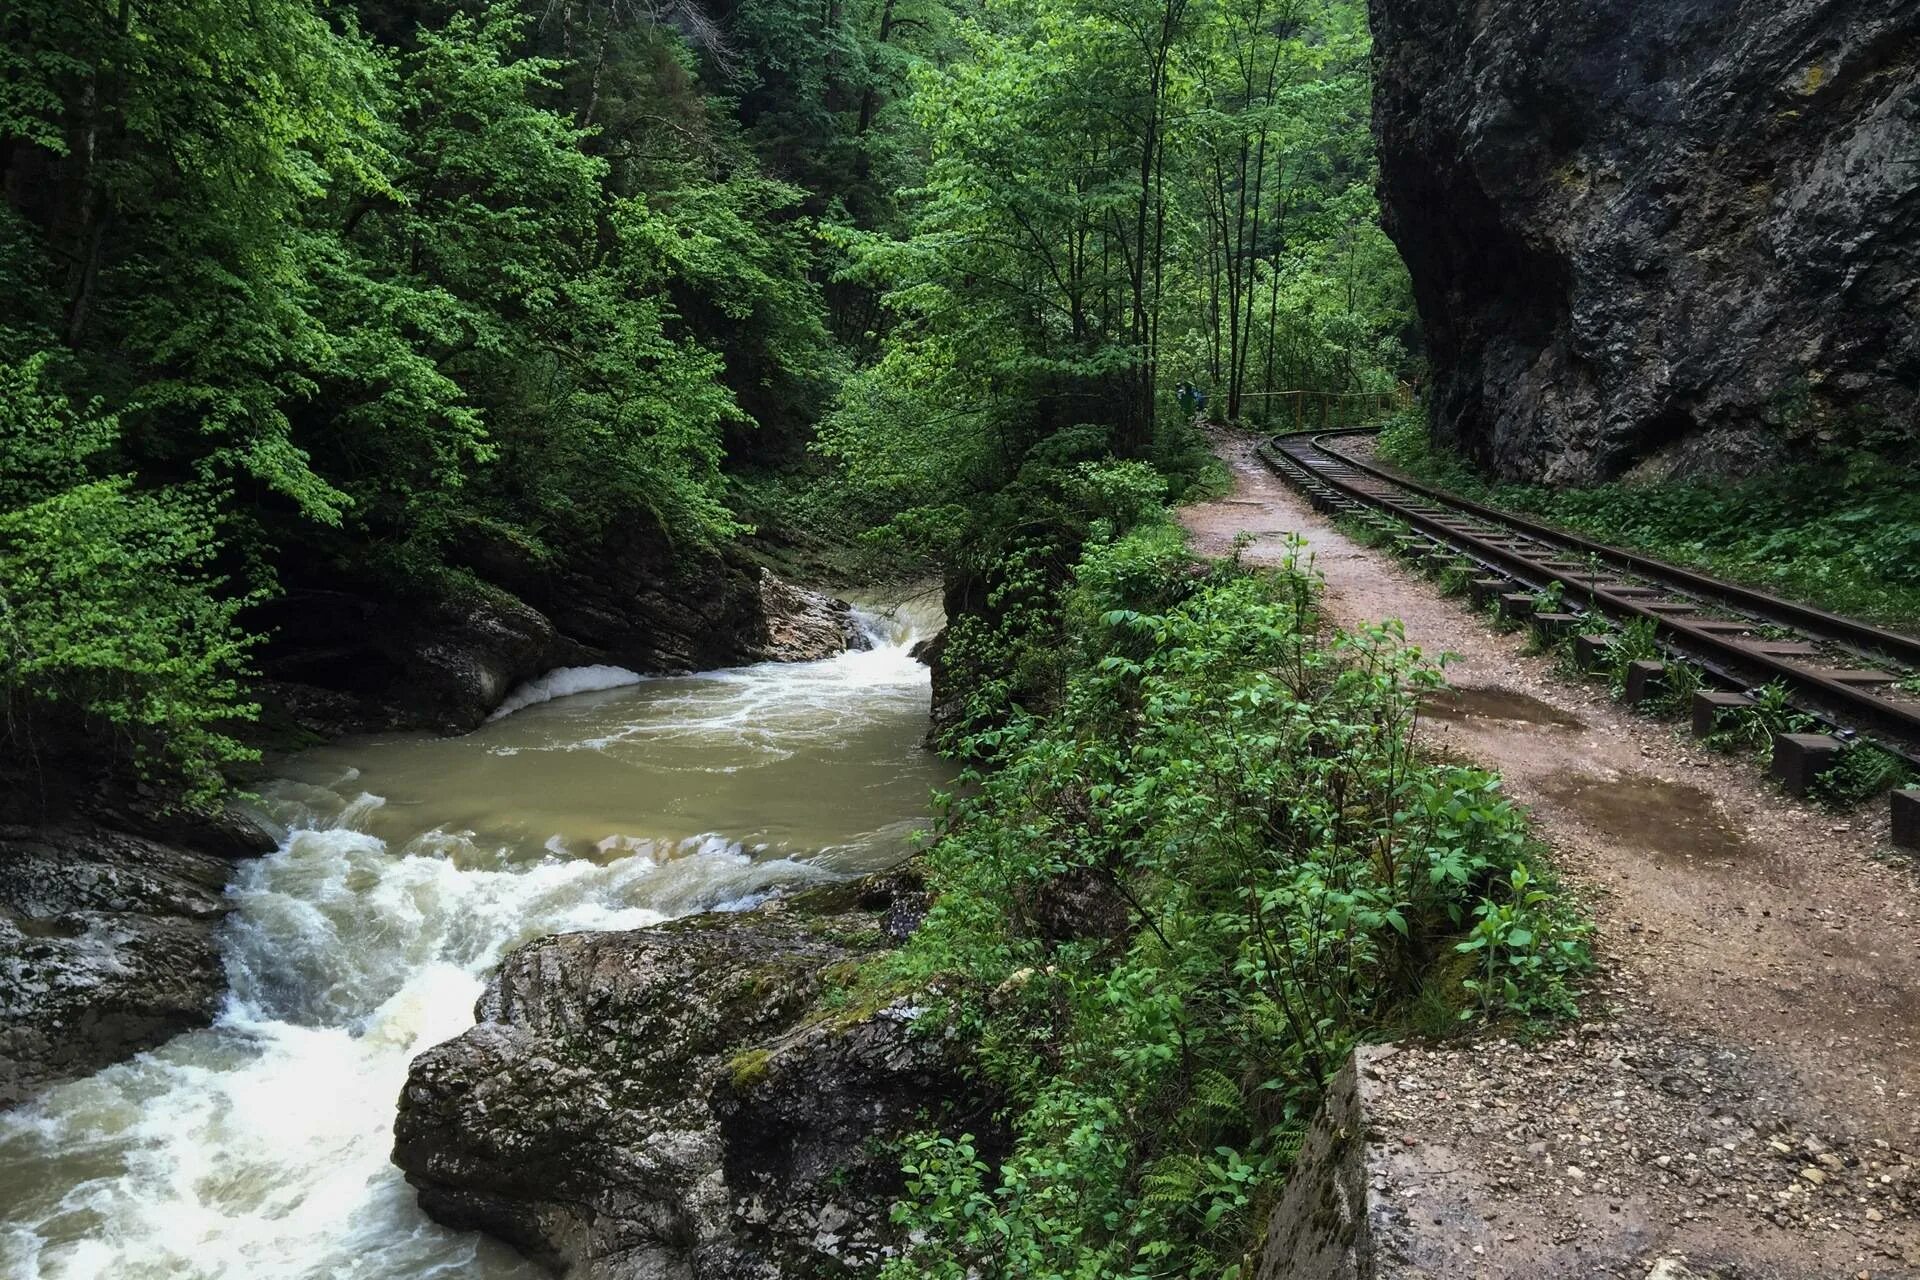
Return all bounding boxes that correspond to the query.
[0,358,259,806]
[1704,681,1813,756]
[1598,618,1661,697]
[1811,743,1914,810]
[874,513,1587,1279]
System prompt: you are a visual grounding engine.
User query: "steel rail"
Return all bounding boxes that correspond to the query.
[1263,429,1920,758]
[1306,428,1920,666]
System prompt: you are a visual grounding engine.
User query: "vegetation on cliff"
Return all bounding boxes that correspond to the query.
[855,491,1586,1277]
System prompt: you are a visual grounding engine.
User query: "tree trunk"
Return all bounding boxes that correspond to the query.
[65,0,133,350]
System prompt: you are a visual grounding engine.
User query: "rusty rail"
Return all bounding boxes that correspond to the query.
[1262,428,1920,762]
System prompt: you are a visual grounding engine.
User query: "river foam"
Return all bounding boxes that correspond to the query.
[486,664,647,722]
[0,601,945,1280]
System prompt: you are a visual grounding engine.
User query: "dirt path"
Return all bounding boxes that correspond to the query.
[1183,430,1920,1279]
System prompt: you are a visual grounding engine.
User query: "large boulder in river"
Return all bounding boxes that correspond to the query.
[754,568,865,663]
[453,518,860,677]
[248,582,578,735]
[1372,0,1920,483]
[393,870,993,1279]
[396,586,579,731]
[0,823,243,1106]
[460,517,771,678]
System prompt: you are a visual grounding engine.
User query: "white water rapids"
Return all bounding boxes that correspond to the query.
[0,600,948,1279]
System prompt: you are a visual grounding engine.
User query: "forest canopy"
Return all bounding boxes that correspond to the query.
[0,0,1410,801]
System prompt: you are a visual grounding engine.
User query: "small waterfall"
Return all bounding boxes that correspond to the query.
[847,590,944,651]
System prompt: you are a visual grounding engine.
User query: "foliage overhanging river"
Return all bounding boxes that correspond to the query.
[0,598,951,1279]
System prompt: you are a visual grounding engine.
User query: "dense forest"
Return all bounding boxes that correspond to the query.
[0,0,1410,806]
[8,3,1915,1278]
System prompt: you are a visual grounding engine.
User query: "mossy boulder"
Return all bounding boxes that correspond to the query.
[392,867,992,1279]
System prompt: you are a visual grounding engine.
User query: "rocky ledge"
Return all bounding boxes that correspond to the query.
[256,517,868,736]
[393,869,994,1279]
[0,816,276,1106]
[1372,0,1919,483]
[755,570,867,664]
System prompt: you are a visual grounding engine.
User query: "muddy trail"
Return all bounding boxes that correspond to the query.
[1184,430,1920,1278]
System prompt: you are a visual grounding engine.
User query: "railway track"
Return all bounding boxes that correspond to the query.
[1260,429,1920,799]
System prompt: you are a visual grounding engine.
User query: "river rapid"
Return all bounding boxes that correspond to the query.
[0,598,950,1279]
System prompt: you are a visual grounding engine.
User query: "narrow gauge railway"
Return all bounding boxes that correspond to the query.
[1261,429,1920,828]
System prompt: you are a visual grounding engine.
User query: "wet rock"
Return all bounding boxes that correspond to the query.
[250,582,577,735]
[452,514,774,679]
[1372,0,1920,483]
[918,568,1002,748]
[0,823,237,1107]
[754,569,864,663]
[393,870,993,1279]
[912,626,965,747]
[121,799,284,861]
[65,787,286,863]
[396,588,572,731]
[1017,866,1132,950]
[256,522,867,734]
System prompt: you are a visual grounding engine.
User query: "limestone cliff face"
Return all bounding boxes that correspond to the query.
[1372,0,1919,483]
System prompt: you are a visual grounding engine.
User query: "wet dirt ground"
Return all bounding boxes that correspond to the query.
[1182,430,1920,1278]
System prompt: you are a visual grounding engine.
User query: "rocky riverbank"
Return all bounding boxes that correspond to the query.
[255,533,869,737]
[0,569,867,1109]
[392,869,996,1279]
[0,815,277,1107]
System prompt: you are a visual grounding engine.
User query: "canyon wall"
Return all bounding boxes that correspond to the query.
[1371,0,1919,483]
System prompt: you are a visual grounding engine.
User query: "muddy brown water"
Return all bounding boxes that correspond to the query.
[0,598,952,1279]
[1534,770,1772,878]
[1421,686,1586,730]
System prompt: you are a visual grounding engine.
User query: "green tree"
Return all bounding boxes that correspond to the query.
[0,0,850,798]
[821,0,1407,529]
[0,356,257,806]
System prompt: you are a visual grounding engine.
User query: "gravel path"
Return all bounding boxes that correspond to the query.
[1182,430,1920,1279]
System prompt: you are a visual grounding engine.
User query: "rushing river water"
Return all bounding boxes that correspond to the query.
[0,598,949,1279]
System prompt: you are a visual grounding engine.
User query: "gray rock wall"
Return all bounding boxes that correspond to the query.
[0,822,270,1106]
[1372,0,1920,483]
[256,553,863,736]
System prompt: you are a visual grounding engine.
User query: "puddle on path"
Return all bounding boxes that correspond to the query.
[1535,770,1774,879]
[1422,686,1585,730]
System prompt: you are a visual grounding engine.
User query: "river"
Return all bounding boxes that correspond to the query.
[0,598,949,1279]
